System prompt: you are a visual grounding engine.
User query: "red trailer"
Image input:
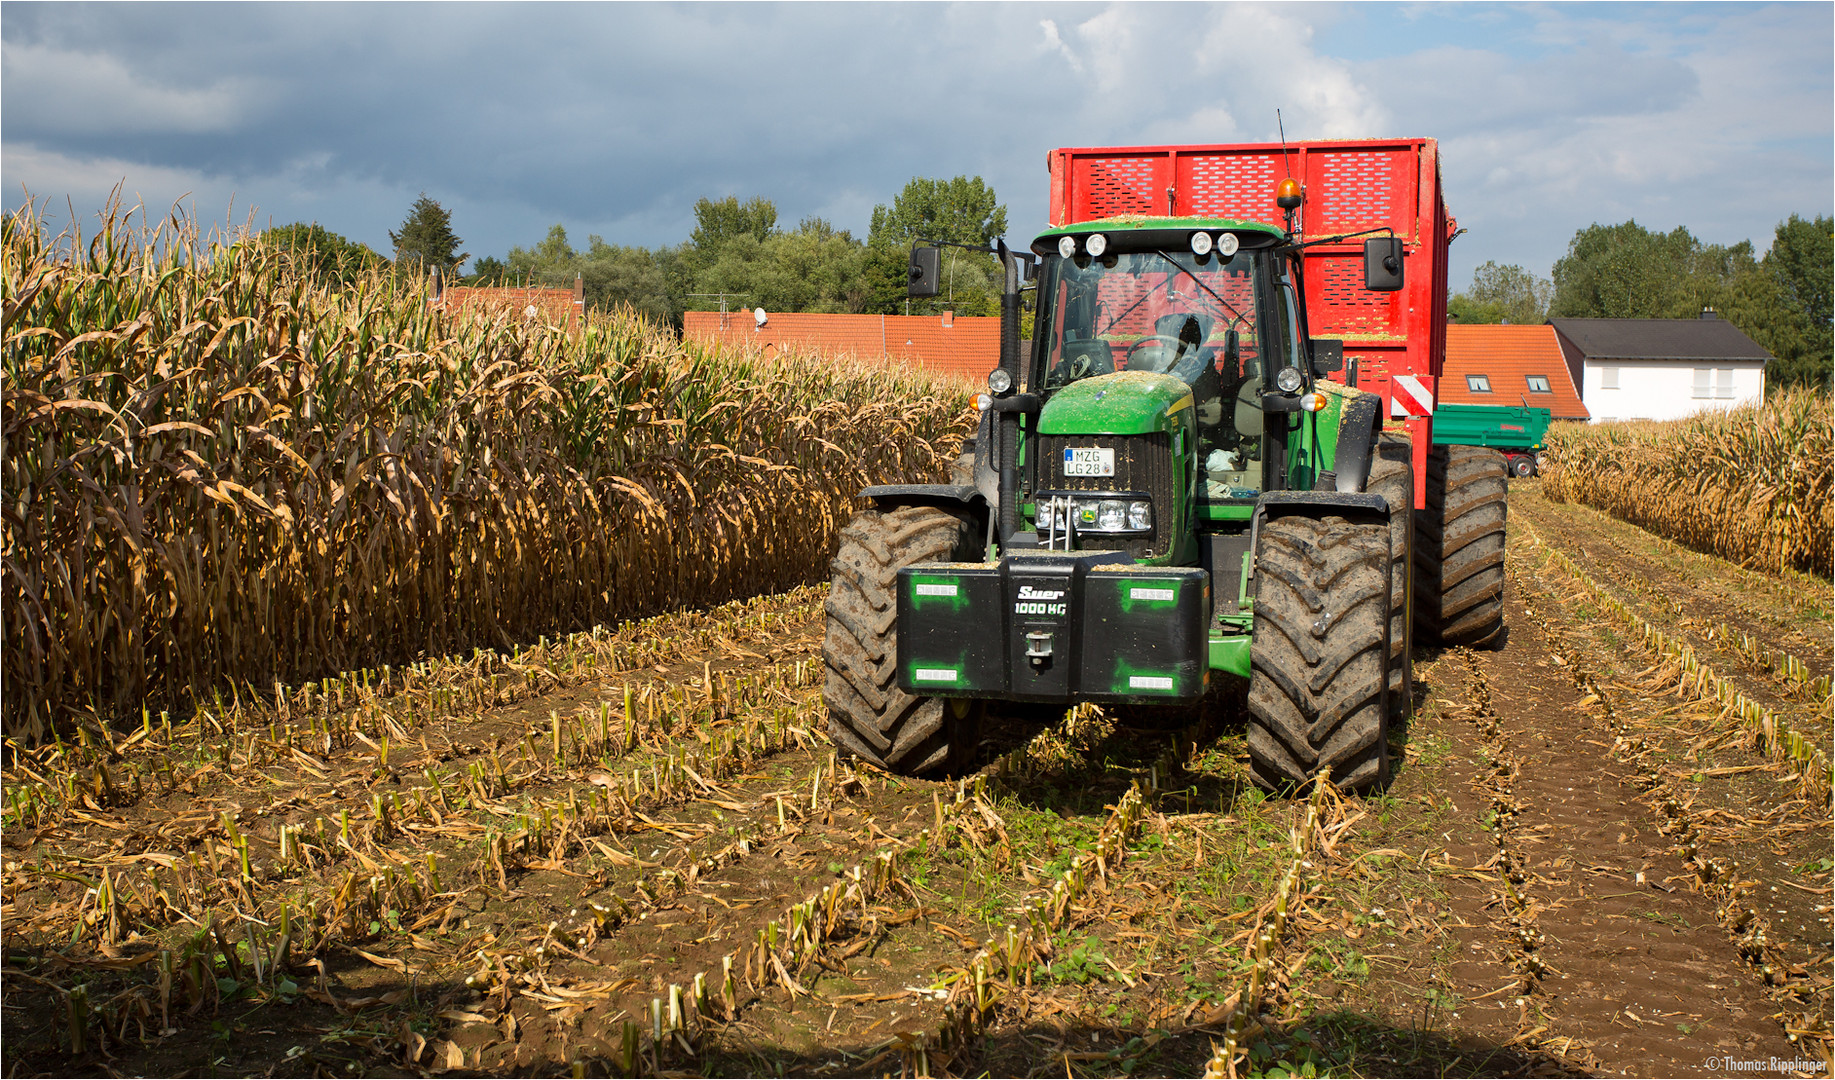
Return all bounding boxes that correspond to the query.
[1046,139,1456,508]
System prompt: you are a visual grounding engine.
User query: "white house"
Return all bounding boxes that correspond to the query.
[1549,315,1769,424]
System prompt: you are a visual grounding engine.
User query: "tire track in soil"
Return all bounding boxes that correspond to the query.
[1513,486,1832,686]
[1461,587,1803,1077]
[1508,545,1834,1070]
[1416,649,1564,1064]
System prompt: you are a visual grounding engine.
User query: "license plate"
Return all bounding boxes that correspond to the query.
[1062,447,1114,477]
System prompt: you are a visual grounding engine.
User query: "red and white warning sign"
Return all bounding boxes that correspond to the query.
[1389,374,1435,418]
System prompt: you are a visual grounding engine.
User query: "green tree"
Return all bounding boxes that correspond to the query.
[389,193,468,278]
[467,254,510,285]
[492,224,675,326]
[688,196,778,258]
[865,176,1008,315]
[1448,261,1553,324]
[262,222,386,285]
[1761,214,1833,389]
[1549,220,1701,319]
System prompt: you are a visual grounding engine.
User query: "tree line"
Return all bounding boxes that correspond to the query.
[266,191,1830,390]
[1449,215,1832,390]
[265,178,1008,329]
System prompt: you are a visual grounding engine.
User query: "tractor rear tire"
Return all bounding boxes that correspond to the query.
[1247,514,1392,793]
[824,505,981,775]
[1414,444,1507,647]
[1363,432,1415,721]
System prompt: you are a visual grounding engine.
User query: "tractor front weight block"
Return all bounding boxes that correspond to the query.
[897,551,1210,704]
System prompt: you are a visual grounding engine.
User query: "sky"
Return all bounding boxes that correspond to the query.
[3,2,1830,290]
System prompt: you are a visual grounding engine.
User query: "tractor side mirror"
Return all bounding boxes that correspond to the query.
[1309,337,1343,376]
[1021,257,1039,284]
[1363,238,1404,291]
[908,246,941,298]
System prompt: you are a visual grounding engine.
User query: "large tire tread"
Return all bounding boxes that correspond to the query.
[1363,432,1414,719]
[823,505,979,775]
[1247,515,1391,793]
[1414,444,1507,648]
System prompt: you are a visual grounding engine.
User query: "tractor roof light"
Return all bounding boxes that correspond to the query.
[1189,231,1213,256]
[1217,232,1240,257]
[1276,177,1303,210]
[1057,235,1078,259]
[1085,233,1108,257]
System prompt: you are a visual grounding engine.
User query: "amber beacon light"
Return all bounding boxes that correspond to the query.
[1275,177,1303,210]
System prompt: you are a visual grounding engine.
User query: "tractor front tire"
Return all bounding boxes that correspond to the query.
[824,505,981,775]
[1414,445,1507,647]
[1247,514,1392,793]
[1363,432,1415,721]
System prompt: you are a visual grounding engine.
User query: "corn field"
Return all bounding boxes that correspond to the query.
[2,199,975,743]
[1540,388,1833,580]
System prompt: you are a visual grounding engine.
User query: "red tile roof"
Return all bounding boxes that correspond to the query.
[1443,324,1589,420]
[683,311,996,385]
[435,284,582,332]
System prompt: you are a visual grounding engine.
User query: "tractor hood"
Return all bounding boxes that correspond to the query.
[1036,370,1193,437]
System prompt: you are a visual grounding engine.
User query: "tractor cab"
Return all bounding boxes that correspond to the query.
[1029,219,1299,512]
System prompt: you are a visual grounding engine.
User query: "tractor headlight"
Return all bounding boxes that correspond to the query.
[1189,231,1213,256]
[1085,233,1108,257]
[1276,365,1305,393]
[988,367,1013,393]
[1040,494,1153,533]
[1057,235,1078,259]
[1217,232,1240,257]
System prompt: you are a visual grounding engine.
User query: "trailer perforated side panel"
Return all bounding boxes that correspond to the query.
[1316,257,1394,337]
[1178,153,1282,225]
[1310,151,1407,237]
[1080,156,1164,219]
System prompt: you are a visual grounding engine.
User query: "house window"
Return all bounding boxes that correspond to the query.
[1716,368,1734,399]
[1693,369,1711,399]
[1600,366,1619,389]
[1526,375,1552,393]
[1466,374,1492,393]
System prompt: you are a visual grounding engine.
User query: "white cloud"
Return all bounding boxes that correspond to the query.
[1,142,229,220]
[0,41,262,136]
[1037,19,1083,73]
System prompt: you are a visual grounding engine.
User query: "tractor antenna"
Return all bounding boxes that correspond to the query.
[1277,109,1294,180]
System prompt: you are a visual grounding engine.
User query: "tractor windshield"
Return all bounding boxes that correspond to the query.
[1032,246,1278,497]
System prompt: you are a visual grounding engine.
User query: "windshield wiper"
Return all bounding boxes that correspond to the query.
[1154,250,1247,327]
[1095,252,1248,336]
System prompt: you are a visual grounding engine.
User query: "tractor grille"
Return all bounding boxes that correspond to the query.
[1035,431,1176,557]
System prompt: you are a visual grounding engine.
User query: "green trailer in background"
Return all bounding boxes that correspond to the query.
[1431,403,1552,478]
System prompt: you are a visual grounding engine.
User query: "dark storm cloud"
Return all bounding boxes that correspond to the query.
[3,1,1829,285]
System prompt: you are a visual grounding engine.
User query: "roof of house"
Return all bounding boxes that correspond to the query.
[435,284,581,330]
[1547,317,1771,362]
[1443,324,1589,420]
[682,311,995,384]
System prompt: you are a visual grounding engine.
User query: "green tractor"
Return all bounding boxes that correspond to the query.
[823,210,1490,792]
